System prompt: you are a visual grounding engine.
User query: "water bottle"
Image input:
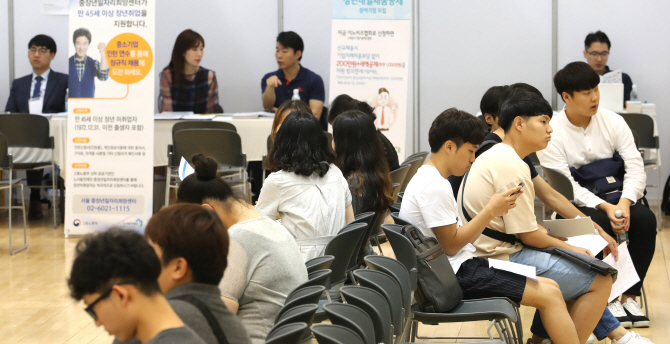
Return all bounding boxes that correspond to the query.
[630,84,639,102]
[291,88,300,101]
[615,210,629,244]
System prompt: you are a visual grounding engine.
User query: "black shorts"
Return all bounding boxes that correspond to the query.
[455,257,527,303]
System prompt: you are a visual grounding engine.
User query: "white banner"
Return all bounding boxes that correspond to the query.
[65,0,155,236]
[329,0,412,160]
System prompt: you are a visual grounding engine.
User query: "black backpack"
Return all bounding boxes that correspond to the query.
[401,225,463,313]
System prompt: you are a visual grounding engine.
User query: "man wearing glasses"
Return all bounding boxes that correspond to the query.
[5,34,68,220]
[68,229,206,344]
[583,30,634,103]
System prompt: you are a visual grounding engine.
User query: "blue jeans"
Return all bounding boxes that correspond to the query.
[531,307,621,341]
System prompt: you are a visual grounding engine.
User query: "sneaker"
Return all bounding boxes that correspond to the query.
[608,300,633,328]
[586,334,596,344]
[525,339,552,344]
[622,299,650,328]
[612,331,654,343]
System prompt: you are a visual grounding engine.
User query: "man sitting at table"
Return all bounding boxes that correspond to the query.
[261,31,325,120]
[5,34,68,220]
[583,30,634,104]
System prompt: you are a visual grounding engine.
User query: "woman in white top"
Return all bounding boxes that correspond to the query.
[257,111,354,261]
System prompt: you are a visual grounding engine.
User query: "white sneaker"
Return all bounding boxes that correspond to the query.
[608,300,633,328]
[612,331,654,343]
[622,299,650,328]
[586,333,596,344]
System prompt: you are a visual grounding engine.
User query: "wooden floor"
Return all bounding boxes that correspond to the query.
[0,210,668,344]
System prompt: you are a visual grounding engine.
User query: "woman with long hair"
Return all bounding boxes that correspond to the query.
[271,99,312,140]
[158,29,223,113]
[257,111,354,261]
[332,110,394,215]
[177,154,307,344]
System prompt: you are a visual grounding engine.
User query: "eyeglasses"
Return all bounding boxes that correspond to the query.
[587,51,609,57]
[84,282,133,320]
[29,47,50,54]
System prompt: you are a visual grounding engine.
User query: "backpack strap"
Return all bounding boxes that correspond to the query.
[172,295,230,344]
[460,170,517,245]
[474,139,501,158]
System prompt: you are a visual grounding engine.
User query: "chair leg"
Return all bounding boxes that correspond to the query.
[164,166,171,207]
[641,284,649,316]
[13,184,28,255]
[52,164,58,228]
[373,235,384,256]
[410,320,417,342]
[8,181,12,255]
[657,167,663,231]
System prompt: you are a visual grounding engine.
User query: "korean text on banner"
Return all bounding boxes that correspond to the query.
[65,0,155,236]
[328,0,411,160]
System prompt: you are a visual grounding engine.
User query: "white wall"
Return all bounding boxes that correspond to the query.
[557,0,669,198]
[418,0,553,152]
[0,0,9,105]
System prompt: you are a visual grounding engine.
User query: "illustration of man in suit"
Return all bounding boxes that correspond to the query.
[373,87,397,130]
[5,34,68,219]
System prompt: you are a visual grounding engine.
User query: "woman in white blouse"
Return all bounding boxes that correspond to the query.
[256,111,354,261]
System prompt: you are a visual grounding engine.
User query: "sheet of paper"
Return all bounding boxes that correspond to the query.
[603,243,640,302]
[154,112,186,120]
[601,70,623,84]
[488,259,537,281]
[42,0,69,15]
[231,113,260,119]
[182,114,216,120]
[544,217,598,237]
[178,157,195,181]
[566,234,608,255]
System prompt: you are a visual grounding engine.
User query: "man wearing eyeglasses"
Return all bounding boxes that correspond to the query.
[583,30,634,103]
[5,34,68,220]
[68,229,206,344]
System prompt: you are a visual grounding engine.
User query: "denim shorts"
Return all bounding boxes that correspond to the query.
[509,247,598,301]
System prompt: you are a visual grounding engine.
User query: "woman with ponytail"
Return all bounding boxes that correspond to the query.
[257,111,355,261]
[177,154,307,344]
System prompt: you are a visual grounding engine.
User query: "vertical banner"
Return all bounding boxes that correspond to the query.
[329,0,411,160]
[65,0,154,236]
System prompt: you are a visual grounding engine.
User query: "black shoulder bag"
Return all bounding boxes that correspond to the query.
[172,295,230,344]
[460,171,618,280]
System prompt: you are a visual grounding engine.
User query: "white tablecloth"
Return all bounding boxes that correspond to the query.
[12,116,274,179]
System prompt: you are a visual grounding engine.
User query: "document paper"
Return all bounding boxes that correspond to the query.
[488,259,537,281]
[603,243,640,302]
[566,235,609,256]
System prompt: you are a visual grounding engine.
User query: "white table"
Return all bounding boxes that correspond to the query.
[11,116,274,179]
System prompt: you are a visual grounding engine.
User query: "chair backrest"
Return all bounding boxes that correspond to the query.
[0,133,10,168]
[352,269,404,336]
[397,192,404,203]
[171,129,245,167]
[388,202,401,213]
[528,152,541,166]
[301,269,331,289]
[402,151,429,166]
[265,322,310,344]
[305,255,335,274]
[323,303,375,344]
[278,285,325,321]
[618,113,658,149]
[390,212,410,226]
[324,223,366,286]
[542,166,574,201]
[381,224,418,277]
[0,114,51,148]
[390,164,410,187]
[338,220,371,273]
[399,157,424,193]
[340,286,393,344]
[311,324,365,344]
[391,182,401,203]
[351,211,375,226]
[364,255,412,316]
[172,120,237,137]
[274,304,319,329]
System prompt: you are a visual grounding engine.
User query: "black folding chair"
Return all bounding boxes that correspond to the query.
[398,157,424,193]
[0,133,27,255]
[323,303,375,344]
[305,255,334,274]
[311,324,365,344]
[265,322,310,344]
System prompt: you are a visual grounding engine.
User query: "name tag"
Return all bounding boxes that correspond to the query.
[29,97,44,115]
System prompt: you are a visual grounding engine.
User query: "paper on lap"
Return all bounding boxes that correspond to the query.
[603,243,640,302]
[566,235,608,255]
[488,259,537,281]
[544,217,598,237]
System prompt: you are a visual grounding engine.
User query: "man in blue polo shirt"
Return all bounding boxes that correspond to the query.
[261,31,325,120]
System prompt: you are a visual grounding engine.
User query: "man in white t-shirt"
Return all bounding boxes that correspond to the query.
[399,108,584,344]
[538,61,656,330]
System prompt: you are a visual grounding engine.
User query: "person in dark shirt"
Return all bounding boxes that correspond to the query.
[328,94,400,171]
[261,31,325,120]
[67,229,206,344]
[583,30,633,104]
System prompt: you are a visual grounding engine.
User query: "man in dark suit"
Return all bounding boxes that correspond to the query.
[5,34,68,219]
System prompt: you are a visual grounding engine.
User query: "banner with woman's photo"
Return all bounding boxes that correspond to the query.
[65,0,155,236]
[328,0,412,160]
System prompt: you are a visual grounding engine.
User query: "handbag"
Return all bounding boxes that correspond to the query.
[401,225,463,313]
[569,152,625,204]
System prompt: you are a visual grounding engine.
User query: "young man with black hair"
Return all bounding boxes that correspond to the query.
[583,30,634,103]
[538,61,657,333]
[68,229,206,344]
[459,92,613,344]
[69,27,109,98]
[261,31,325,120]
[113,204,251,344]
[399,108,585,344]
[5,34,68,219]
[480,83,651,344]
